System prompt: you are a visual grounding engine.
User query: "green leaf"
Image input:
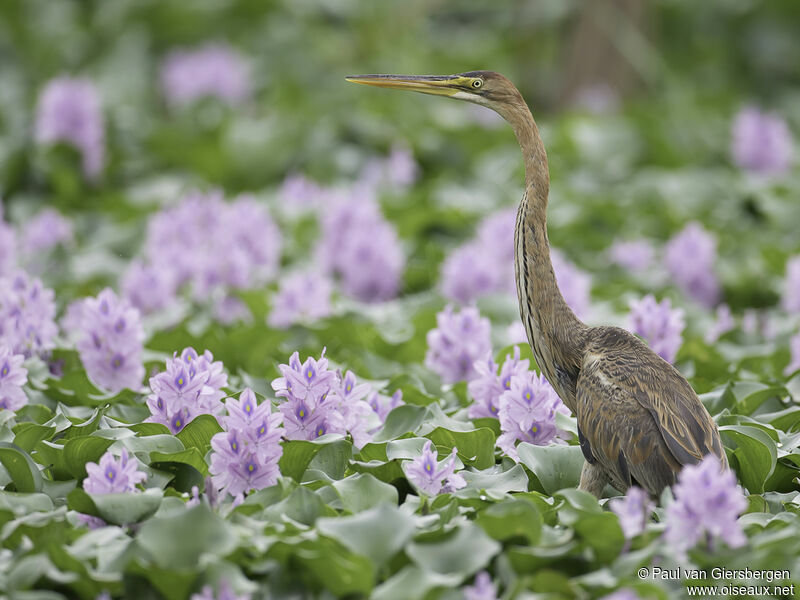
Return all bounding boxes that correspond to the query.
[279,437,347,482]
[264,485,336,526]
[150,448,209,477]
[150,448,208,492]
[719,425,777,493]
[407,522,500,577]
[0,442,43,493]
[517,443,584,494]
[476,497,542,545]
[0,491,54,514]
[427,426,496,469]
[32,440,71,480]
[62,435,114,479]
[372,405,427,442]
[305,439,353,481]
[175,414,223,453]
[61,406,108,440]
[331,473,399,513]
[457,464,529,499]
[317,502,415,567]
[68,488,163,525]
[12,424,56,453]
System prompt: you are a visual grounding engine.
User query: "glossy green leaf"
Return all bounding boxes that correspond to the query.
[0,442,43,493]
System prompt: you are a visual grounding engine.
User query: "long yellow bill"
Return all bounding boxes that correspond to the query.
[345,74,463,97]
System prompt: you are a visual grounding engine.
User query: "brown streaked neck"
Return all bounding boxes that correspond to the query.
[503,97,587,408]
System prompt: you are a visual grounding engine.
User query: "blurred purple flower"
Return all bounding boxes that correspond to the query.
[83,449,146,494]
[468,346,530,419]
[609,486,653,539]
[146,347,228,433]
[73,288,145,394]
[161,43,251,108]
[785,333,800,377]
[191,581,250,600]
[600,590,640,600]
[368,389,404,423]
[628,295,685,364]
[0,345,28,411]
[0,270,58,358]
[279,172,323,213]
[144,191,281,299]
[268,270,333,329]
[425,305,492,384]
[497,371,561,461]
[213,295,252,326]
[360,145,419,190]
[463,571,498,600]
[507,321,527,345]
[402,440,466,496]
[572,83,620,115]
[551,250,592,318]
[732,106,793,175]
[608,239,654,273]
[121,260,178,315]
[782,255,800,315]
[664,454,747,558]
[315,188,405,302]
[664,222,720,308]
[210,388,283,500]
[21,209,73,256]
[35,77,104,179]
[705,304,734,344]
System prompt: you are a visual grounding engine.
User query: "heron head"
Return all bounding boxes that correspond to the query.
[345,71,525,116]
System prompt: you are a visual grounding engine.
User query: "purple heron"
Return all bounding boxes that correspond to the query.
[347,71,727,497]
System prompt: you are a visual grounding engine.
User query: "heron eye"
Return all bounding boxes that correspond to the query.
[472,79,483,89]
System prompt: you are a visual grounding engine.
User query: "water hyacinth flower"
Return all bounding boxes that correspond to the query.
[608,239,654,273]
[403,440,466,496]
[34,77,104,179]
[731,106,793,175]
[705,304,734,344]
[782,255,800,315]
[279,172,323,214]
[21,209,73,256]
[368,388,404,423]
[361,144,420,189]
[468,346,530,419]
[664,454,747,558]
[314,188,405,302]
[144,191,281,299]
[609,486,654,539]
[425,305,492,384]
[600,590,640,600]
[784,333,800,377]
[463,571,498,600]
[496,371,561,461]
[664,222,720,308]
[0,346,28,411]
[628,295,685,364]
[146,347,228,433]
[73,289,145,394]
[551,250,592,318]
[268,270,333,329]
[191,582,251,600]
[0,270,58,358]
[161,43,251,108]
[209,388,283,500]
[121,260,177,315]
[84,449,147,494]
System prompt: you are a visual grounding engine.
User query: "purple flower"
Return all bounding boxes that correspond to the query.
[609,486,653,539]
[664,455,747,558]
[268,270,333,329]
[73,288,145,394]
[608,239,654,273]
[467,346,530,419]
[361,145,420,189]
[83,449,147,494]
[161,43,251,108]
[0,345,28,411]
[402,440,466,496]
[21,209,73,256]
[0,270,58,358]
[628,295,685,364]
[190,581,250,600]
[463,571,498,600]
[664,222,720,308]
[782,255,800,315]
[209,388,283,500]
[146,347,228,433]
[785,333,800,377]
[144,191,281,299]
[425,305,492,384]
[314,188,404,302]
[496,371,561,461]
[121,260,177,315]
[600,590,640,600]
[551,250,591,318]
[279,172,323,213]
[34,77,104,179]
[368,389,404,423]
[705,304,734,344]
[732,106,793,175]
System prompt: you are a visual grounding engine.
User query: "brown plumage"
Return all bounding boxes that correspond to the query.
[347,70,727,497]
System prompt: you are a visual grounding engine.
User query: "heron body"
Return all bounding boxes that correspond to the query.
[347,71,727,497]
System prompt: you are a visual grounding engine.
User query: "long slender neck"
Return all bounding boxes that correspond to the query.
[503,99,587,410]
